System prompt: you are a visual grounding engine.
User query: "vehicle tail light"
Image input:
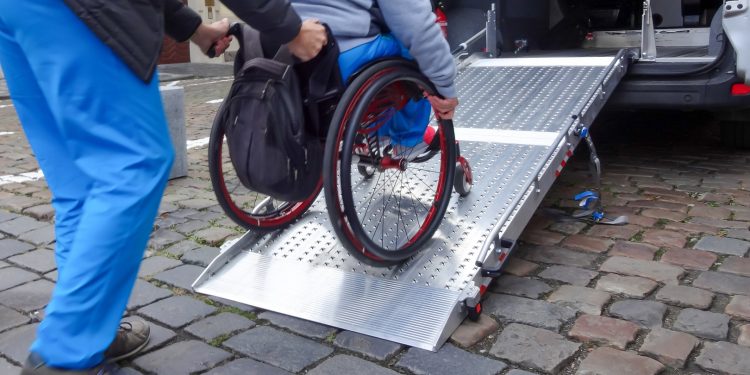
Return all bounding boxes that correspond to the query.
[731,83,750,96]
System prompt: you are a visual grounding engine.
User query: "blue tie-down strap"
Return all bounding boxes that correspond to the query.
[574,191,599,209]
[600,213,629,225]
[579,127,589,138]
[579,197,598,209]
[574,190,597,201]
[572,208,628,225]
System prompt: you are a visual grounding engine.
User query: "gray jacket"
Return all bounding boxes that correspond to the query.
[291,0,456,98]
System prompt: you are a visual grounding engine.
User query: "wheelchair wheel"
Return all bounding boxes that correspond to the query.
[323,60,456,266]
[208,113,320,231]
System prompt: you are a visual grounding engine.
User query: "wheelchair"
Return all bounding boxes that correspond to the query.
[209,25,473,267]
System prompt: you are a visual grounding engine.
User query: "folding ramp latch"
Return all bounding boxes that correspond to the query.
[466,236,513,322]
[479,238,514,277]
[571,124,628,226]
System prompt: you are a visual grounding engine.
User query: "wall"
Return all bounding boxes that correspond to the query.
[158,0,192,64]
[187,0,240,64]
[160,37,191,64]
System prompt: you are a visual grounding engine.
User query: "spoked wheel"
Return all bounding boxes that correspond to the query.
[208,114,320,231]
[323,60,456,266]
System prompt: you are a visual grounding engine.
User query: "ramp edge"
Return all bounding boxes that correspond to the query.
[194,250,464,351]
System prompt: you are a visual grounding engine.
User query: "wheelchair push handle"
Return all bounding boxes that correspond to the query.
[286,23,337,64]
[206,23,243,58]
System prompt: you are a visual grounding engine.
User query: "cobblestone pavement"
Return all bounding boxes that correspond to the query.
[2,71,750,375]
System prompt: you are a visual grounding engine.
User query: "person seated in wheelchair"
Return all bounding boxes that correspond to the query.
[291,0,459,161]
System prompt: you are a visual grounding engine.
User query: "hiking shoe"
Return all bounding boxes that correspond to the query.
[104,317,150,363]
[21,353,120,375]
[391,126,438,161]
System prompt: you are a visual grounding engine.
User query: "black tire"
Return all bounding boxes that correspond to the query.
[323,59,456,266]
[208,110,320,231]
[720,120,750,149]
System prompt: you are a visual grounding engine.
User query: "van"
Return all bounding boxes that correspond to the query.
[441,0,750,146]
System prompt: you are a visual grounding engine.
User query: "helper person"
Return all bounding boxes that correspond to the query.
[0,1,326,374]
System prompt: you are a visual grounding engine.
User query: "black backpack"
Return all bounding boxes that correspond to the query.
[218,24,341,202]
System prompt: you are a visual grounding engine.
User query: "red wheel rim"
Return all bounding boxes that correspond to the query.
[215,131,320,228]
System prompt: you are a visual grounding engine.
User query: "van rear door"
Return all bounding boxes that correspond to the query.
[724,0,750,84]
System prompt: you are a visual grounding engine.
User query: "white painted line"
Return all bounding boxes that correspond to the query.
[0,136,212,186]
[187,137,210,149]
[0,126,555,188]
[454,128,558,146]
[471,56,614,68]
[0,169,44,186]
[206,99,224,104]
[187,129,557,149]
[0,104,13,109]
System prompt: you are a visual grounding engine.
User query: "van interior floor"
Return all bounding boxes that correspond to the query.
[506,46,710,59]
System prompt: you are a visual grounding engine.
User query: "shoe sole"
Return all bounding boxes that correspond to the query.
[105,333,150,363]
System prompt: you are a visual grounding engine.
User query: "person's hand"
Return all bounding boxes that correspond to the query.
[190,18,233,56]
[427,95,459,119]
[287,19,328,62]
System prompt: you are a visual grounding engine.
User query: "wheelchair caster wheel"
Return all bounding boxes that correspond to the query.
[454,157,472,197]
[358,165,376,179]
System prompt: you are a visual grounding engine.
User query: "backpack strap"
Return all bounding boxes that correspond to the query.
[306,24,341,101]
[232,24,265,78]
[239,58,291,81]
[273,45,295,65]
[295,24,343,135]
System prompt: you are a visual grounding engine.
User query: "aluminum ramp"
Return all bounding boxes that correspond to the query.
[193,51,631,351]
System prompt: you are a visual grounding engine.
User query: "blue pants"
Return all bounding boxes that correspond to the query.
[0,1,173,369]
[338,35,431,147]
